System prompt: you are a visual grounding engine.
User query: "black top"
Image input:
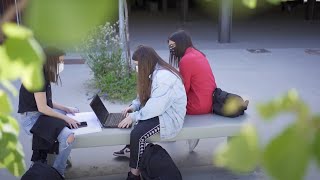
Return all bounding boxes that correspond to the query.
[18,81,53,113]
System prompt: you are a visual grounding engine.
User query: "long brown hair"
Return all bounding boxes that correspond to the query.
[132,45,182,106]
[43,47,65,84]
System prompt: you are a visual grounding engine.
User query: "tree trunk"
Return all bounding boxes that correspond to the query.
[119,0,127,64]
[124,0,131,74]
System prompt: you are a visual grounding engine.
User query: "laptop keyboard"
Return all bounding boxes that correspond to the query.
[108,113,125,127]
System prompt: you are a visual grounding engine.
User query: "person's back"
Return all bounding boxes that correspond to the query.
[180,48,216,114]
[168,30,217,151]
[179,47,216,115]
[168,30,217,115]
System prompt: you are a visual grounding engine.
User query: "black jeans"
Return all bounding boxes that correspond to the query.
[129,117,160,169]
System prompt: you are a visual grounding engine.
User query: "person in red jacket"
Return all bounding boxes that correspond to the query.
[168,30,217,115]
[168,30,217,151]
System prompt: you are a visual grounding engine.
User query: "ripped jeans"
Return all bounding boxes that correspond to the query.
[20,109,74,176]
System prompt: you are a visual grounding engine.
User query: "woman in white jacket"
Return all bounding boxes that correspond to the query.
[118,45,187,180]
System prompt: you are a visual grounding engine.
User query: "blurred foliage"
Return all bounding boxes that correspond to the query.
[0,0,314,178]
[24,0,117,49]
[0,23,44,176]
[197,0,283,19]
[223,96,246,116]
[242,0,258,9]
[0,113,25,176]
[243,0,282,9]
[215,89,320,180]
[263,124,311,180]
[1,23,44,91]
[215,124,260,172]
[78,22,137,102]
[1,0,118,177]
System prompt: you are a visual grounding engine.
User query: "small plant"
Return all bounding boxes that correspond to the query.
[78,22,136,102]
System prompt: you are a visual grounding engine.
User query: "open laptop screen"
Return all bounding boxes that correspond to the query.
[89,95,109,125]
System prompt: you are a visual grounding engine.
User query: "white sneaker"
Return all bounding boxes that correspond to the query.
[187,139,200,152]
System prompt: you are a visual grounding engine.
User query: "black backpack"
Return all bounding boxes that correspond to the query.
[140,144,182,180]
[213,88,249,118]
[21,162,64,180]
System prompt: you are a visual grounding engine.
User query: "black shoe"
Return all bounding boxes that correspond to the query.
[126,171,140,180]
[113,145,130,158]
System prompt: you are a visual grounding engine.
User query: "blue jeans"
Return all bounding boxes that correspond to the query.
[20,109,74,176]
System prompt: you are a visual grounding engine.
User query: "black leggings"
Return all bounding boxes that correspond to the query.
[129,117,160,169]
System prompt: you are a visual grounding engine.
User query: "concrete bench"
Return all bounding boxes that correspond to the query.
[72,114,249,149]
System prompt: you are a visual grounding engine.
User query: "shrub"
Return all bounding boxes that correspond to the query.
[78,22,136,102]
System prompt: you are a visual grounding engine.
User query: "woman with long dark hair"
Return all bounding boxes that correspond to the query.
[118,45,187,180]
[168,30,217,150]
[168,30,216,114]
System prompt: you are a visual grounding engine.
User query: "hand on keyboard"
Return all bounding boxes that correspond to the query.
[122,107,134,117]
[118,116,133,128]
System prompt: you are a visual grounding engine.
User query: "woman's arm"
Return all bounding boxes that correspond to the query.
[129,96,141,111]
[52,101,67,111]
[34,92,79,128]
[129,82,173,122]
[53,101,79,115]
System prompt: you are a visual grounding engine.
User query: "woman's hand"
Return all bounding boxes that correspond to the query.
[122,106,134,117]
[118,116,133,128]
[64,106,79,115]
[65,117,80,129]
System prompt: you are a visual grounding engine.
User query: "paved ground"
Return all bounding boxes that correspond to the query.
[1,5,320,180]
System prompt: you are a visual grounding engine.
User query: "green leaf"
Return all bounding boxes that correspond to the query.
[0,47,23,80]
[242,0,257,9]
[2,150,25,177]
[21,63,44,92]
[0,115,25,177]
[314,129,320,167]
[263,124,311,180]
[24,0,118,48]
[223,96,243,116]
[266,0,282,5]
[215,124,260,172]
[4,37,45,65]
[0,141,11,163]
[0,115,19,136]
[7,115,19,133]
[3,147,25,177]
[0,91,12,114]
[2,23,33,39]
[312,115,320,166]
[258,89,300,120]
[1,80,18,96]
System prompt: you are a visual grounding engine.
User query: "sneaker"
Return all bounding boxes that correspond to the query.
[113,145,130,158]
[187,139,200,152]
[126,171,140,180]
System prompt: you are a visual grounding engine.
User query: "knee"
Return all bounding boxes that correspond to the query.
[67,134,75,144]
[130,128,141,141]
